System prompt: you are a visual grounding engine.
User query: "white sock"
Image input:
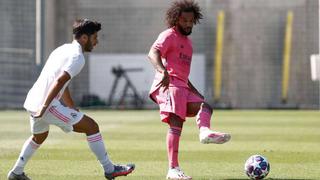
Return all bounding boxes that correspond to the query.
[87,133,114,173]
[12,136,40,174]
[200,127,210,132]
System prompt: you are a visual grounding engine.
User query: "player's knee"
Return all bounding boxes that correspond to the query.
[87,118,100,134]
[202,103,213,114]
[91,120,100,132]
[32,131,49,144]
[169,113,184,128]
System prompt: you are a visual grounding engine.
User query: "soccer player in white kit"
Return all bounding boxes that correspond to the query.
[7,19,135,180]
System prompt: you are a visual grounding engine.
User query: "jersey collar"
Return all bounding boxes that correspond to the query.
[173,26,188,39]
[72,40,83,53]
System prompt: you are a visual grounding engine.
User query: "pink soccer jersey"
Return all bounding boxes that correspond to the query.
[149,27,193,94]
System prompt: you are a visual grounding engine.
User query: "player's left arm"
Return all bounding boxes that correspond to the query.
[60,54,84,111]
[61,87,77,110]
[188,79,204,99]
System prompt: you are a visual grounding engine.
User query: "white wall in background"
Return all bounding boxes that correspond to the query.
[89,54,205,104]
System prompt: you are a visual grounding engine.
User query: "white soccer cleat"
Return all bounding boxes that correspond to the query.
[199,128,231,144]
[166,167,192,180]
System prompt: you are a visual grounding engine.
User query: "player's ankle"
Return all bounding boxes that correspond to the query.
[199,127,210,132]
[103,162,115,174]
[169,166,179,170]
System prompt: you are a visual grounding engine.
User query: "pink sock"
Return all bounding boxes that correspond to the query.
[196,106,211,129]
[167,126,181,168]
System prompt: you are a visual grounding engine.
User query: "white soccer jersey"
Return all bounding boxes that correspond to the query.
[24,40,85,112]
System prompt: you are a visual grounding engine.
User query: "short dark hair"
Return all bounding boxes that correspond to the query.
[73,18,101,39]
[166,0,203,28]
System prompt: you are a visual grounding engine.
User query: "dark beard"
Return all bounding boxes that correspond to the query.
[177,25,192,36]
[84,39,93,52]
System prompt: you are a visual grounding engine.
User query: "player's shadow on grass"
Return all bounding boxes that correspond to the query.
[223,179,314,180]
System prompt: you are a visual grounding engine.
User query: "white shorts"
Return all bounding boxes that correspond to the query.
[29,99,84,134]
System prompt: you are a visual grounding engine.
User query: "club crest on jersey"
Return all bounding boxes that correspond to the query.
[71,113,77,118]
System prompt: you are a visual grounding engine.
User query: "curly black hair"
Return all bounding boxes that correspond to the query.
[166,0,203,28]
[73,18,101,39]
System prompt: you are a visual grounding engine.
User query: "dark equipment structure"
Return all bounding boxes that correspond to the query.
[107,65,144,109]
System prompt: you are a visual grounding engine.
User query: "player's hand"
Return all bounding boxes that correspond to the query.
[157,70,170,91]
[32,105,48,118]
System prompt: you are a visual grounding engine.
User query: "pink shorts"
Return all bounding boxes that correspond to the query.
[150,86,204,123]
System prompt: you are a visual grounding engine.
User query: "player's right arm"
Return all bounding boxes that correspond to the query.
[148,47,169,90]
[148,30,173,91]
[32,71,71,118]
[61,86,77,110]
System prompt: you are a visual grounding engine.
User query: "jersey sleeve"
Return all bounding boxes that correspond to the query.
[152,31,173,58]
[62,54,85,78]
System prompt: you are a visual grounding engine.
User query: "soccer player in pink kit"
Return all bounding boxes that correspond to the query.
[148,1,231,179]
[7,19,134,180]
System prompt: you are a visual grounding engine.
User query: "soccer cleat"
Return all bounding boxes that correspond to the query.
[7,171,31,180]
[166,167,192,180]
[199,129,231,144]
[104,163,135,180]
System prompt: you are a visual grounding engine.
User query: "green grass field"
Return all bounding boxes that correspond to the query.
[0,110,319,180]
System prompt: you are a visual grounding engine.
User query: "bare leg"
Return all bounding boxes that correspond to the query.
[33,131,49,144]
[73,115,99,135]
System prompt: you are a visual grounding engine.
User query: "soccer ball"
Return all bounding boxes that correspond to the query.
[244,155,270,179]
